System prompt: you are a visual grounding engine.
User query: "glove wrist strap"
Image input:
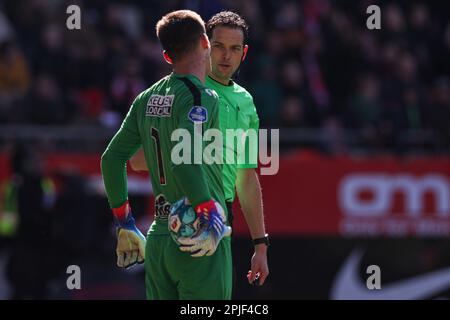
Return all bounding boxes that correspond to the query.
[112,200,135,229]
[195,200,215,218]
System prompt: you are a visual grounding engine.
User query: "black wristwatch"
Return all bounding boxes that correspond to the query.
[252,234,270,247]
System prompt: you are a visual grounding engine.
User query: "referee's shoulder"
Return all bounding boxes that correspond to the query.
[232,80,254,102]
[232,81,258,118]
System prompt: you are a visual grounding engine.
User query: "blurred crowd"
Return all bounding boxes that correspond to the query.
[0,142,118,299]
[0,0,449,153]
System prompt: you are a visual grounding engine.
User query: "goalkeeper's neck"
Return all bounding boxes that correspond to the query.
[172,51,209,84]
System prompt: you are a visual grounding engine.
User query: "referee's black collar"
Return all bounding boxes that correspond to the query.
[207,75,234,87]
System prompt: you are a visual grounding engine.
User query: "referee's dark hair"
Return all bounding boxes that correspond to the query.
[206,11,249,45]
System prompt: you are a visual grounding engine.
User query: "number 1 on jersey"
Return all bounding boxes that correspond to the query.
[151,127,166,185]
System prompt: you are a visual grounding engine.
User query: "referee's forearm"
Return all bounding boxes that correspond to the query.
[236,169,266,239]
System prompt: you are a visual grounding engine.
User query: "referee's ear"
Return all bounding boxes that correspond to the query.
[242,45,249,62]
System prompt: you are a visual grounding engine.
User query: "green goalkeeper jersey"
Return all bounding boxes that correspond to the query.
[205,76,260,202]
[102,72,225,235]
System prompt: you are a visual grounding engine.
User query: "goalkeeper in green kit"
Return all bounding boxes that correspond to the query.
[101,10,232,299]
[131,12,270,292]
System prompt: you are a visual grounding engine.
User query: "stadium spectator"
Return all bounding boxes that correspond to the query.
[0,0,448,153]
[428,77,450,149]
[0,40,31,123]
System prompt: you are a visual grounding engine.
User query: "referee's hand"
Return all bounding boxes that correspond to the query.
[248,246,269,286]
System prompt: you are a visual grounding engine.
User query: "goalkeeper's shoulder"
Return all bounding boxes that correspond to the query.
[173,79,220,118]
[130,87,153,110]
[131,76,172,110]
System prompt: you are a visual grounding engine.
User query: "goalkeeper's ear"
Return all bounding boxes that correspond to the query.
[200,33,210,50]
[242,45,249,62]
[163,51,173,65]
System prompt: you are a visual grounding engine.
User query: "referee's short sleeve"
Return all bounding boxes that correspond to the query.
[237,98,259,169]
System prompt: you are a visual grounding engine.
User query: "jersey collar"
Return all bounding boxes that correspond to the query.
[172,72,203,86]
[207,75,234,87]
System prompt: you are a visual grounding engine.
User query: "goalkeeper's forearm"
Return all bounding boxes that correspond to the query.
[101,148,130,209]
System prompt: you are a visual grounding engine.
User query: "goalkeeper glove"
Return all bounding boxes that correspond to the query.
[178,200,232,257]
[112,200,146,268]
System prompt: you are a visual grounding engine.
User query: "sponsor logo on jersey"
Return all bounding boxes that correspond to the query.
[146,94,174,117]
[155,194,172,219]
[188,106,208,123]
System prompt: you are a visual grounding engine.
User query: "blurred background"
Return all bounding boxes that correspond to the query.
[0,0,449,299]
